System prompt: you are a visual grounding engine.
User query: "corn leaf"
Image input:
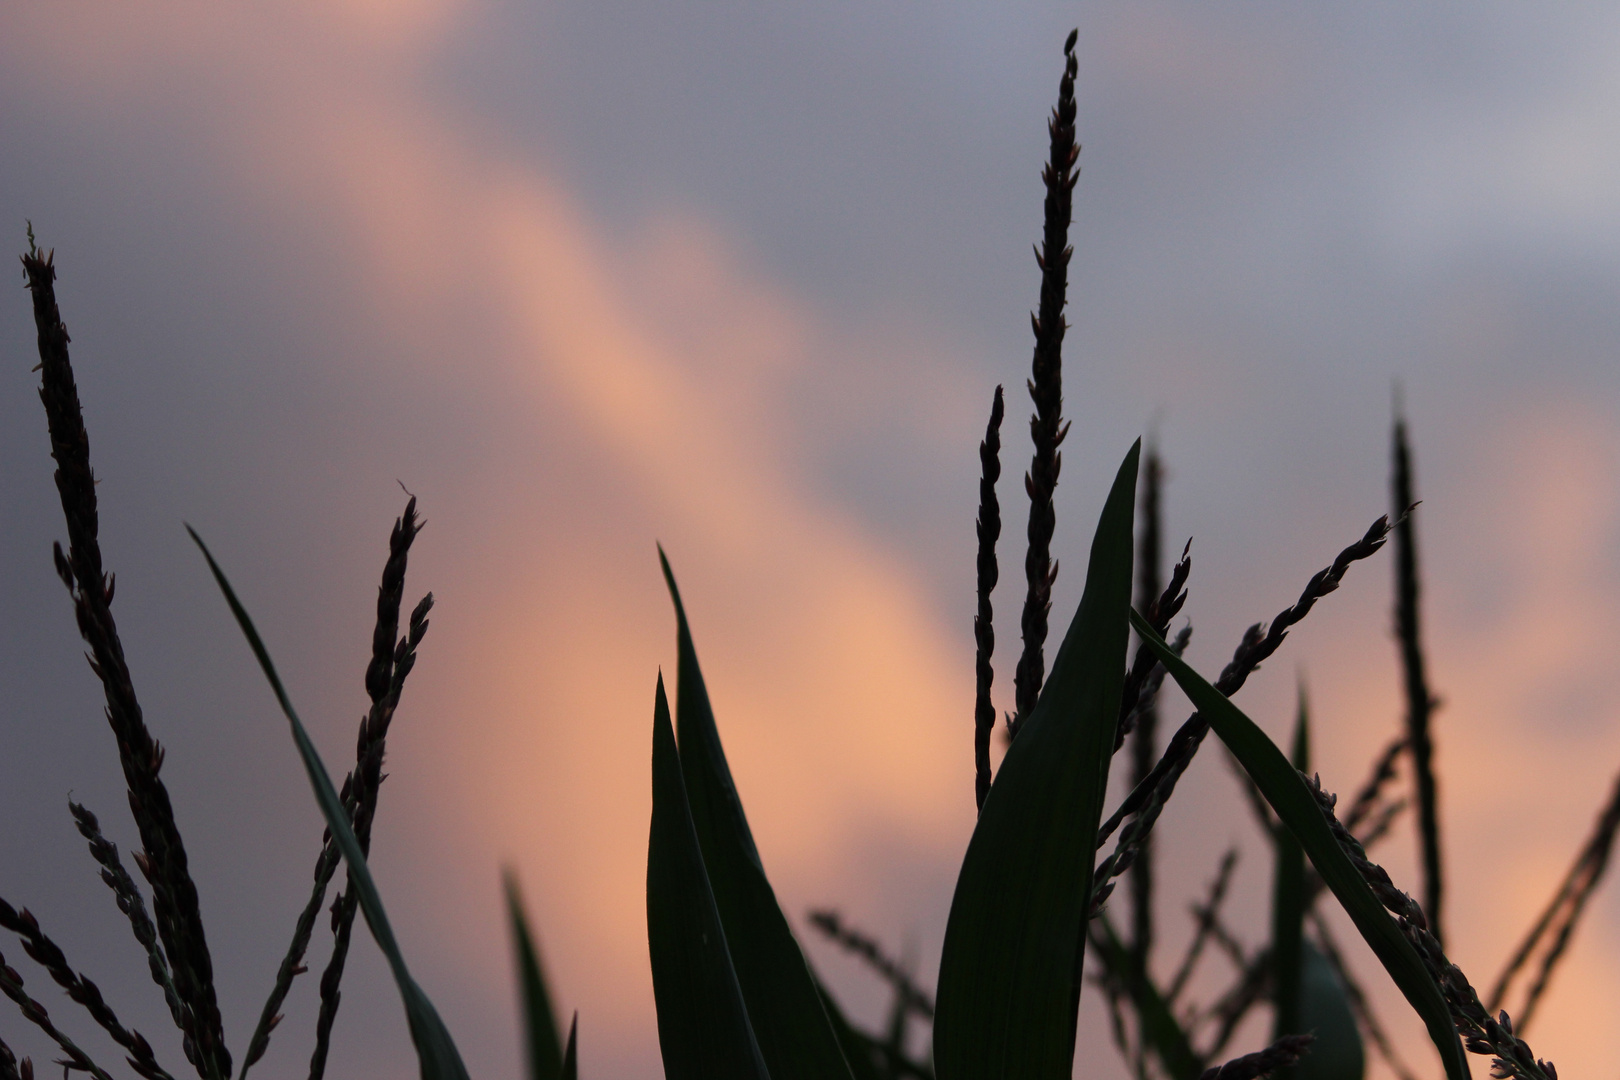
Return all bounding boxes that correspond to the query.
[1297,942,1364,1080]
[659,551,855,1080]
[933,441,1140,1080]
[505,871,565,1080]
[1272,694,1309,1051]
[1130,609,1469,1080]
[646,674,771,1080]
[188,528,470,1080]
[561,1014,578,1080]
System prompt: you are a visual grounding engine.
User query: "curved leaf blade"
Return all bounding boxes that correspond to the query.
[933,441,1140,1080]
[1129,609,1469,1080]
[659,550,855,1080]
[647,674,771,1080]
[1297,942,1364,1080]
[189,528,470,1080]
[505,871,565,1080]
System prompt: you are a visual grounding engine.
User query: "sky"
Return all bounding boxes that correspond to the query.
[2,2,1620,1078]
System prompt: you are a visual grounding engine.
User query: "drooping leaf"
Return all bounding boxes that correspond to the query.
[933,441,1140,1080]
[505,871,565,1080]
[1297,941,1364,1080]
[1130,609,1469,1080]
[646,674,771,1080]
[659,550,855,1080]
[188,528,470,1080]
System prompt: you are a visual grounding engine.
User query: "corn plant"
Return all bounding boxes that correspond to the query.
[7,27,1618,1080]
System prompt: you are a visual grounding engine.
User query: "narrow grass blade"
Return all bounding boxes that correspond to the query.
[1130,609,1469,1080]
[933,441,1139,1080]
[658,550,855,1080]
[646,674,770,1080]
[561,1014,578,1080]
[1272,691,1308,1051]
[505,872,564,1080]
[187,529,470,1080]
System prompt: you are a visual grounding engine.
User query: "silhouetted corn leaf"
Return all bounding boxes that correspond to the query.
[505,871,565,1080]
[1297,941,1364,1080]
[933,441,1140,1080]
[1273,694,1309,1055]
[646,674,771,1080]
[658,550,855,1080]
[1129,610,1468,1080]
[188,529,470,1080]
[561,1013,578,1080]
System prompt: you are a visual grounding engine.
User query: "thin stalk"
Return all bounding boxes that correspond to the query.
[1166,849,1239,1005]
[807,911,933,1019]
[1489,762,1620,1031]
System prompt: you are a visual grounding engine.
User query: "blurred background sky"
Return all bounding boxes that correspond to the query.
[3,2,1620,1077]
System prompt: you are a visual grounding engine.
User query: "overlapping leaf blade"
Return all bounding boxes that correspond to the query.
[659,551,855,1080]
[1298,942,1364,1080]
[505,872,565,1080]
[647,674,771,1080]
[1130,609,1469,1080]
[933,441,1140,1080]
[189,529,470,1080]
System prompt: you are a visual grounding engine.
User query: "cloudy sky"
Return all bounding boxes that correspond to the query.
[3,3,1620,1078]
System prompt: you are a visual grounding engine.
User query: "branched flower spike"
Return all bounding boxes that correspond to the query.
[1305,774,1558,1080]
[1012,29,1080,737]
[23,244,229,1080]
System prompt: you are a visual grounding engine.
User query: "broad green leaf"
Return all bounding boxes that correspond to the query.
[1272,691,1309,1053]
[505,871,565,1080]
[188,529,470,1080]
[933,441,1140,1080]
[1089,913,1201,1080]
[646,674,771,1080]
[561,1014,578,1080]
[1297,942,1364,1080]
[1130,610,1469,1080]
[659,550,856,1080]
